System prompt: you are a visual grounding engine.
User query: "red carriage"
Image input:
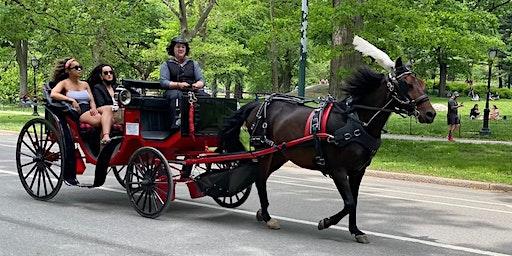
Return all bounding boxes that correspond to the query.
[15,79,257,218]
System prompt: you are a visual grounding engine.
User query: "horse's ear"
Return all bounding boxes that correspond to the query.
[395,57,403,69]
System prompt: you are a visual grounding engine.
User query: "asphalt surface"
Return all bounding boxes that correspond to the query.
[0,133,511,256]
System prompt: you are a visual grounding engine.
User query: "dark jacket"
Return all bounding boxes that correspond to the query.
[93,83,117,107]
[166,60,197,85]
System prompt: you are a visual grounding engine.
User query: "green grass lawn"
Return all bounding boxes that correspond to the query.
[0,110,34,131]
[371,139,512,185]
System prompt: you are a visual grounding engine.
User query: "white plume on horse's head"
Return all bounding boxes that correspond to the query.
[352,36,395,71]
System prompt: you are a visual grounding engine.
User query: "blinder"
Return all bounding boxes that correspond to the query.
[387,72,429,116]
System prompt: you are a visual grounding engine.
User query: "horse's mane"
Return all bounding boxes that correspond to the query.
[342,67,385,97]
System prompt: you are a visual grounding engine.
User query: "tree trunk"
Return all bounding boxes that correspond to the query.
[234,73,243,100]
[508,74,511,89]
[224,76,231,98]
[329,0,362,99]
[212,77,218,97]
[281,50,293,93]
[270,0,279,92]
[437,48,447,97]
[439,62,447,97]
[15,39,28,101]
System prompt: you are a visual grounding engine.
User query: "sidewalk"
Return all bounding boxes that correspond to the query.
[382,133,512,145]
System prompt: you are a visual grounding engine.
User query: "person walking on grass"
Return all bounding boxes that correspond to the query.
[447,91,463,141]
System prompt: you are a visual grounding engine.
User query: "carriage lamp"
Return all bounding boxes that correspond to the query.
[480,49,497,136]
[30,57,40,116]
[115,87,132,106]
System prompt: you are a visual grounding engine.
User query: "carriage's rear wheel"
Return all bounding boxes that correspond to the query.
[110,165,127,188]
[195,161,253,208]
[213,185,252,208]
[16,118,64,200]
[126,147,172,218]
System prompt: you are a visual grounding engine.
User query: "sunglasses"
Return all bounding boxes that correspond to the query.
[69,65,83,71]
[102,70,114,75]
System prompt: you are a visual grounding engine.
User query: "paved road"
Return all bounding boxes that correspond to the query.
[0,133,511,256]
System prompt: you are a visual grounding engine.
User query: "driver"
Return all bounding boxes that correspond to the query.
[159,36,209,129]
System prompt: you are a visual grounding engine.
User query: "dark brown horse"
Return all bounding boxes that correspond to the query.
[219,58,436,243]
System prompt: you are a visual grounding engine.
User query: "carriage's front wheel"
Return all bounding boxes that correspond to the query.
[16,118,64,200]
[213,185,252,208]
[126,147,172,218]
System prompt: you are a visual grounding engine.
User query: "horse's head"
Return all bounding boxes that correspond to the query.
[390,58,436,123]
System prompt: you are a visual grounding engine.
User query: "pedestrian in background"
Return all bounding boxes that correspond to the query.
[447,91,463,141]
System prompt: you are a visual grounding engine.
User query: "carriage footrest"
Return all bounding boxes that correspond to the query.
[77,183,95,188]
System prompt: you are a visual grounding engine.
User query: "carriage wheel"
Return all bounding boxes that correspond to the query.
[16,118,64,200]
[213,185,252,208]
[196,161,253,208]
[126,147,172,218]
[110,165,127,188]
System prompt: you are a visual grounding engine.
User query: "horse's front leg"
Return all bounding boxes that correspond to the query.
[317,168,369,243]
[255,156,280,230]
[348,169,368,243]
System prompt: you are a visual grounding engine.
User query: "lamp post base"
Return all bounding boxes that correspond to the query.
[479,127,491,136]
[31,100,39,116]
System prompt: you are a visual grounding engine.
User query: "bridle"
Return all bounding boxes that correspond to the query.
[350,71,430,127]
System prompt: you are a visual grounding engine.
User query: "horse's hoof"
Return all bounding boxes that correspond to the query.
[318,218,328,230]
[266,218,280,230]
[355,234,369,244]
[256,209,264,222]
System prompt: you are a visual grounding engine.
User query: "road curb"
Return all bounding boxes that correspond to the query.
[0,130,19,136]
[366,169,512,192]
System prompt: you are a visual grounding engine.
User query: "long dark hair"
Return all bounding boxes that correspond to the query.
[52,57,74,83]
[86,64,117,87]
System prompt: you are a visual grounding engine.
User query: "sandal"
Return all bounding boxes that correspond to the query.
[100,133,111,145]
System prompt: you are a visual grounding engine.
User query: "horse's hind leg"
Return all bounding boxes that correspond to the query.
[255,155,282,230]
[317,168,369,243]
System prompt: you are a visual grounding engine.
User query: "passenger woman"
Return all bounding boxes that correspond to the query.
[87,64,122,123]
[50,58,113,144]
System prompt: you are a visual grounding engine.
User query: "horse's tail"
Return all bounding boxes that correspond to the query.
[219,101,260,153]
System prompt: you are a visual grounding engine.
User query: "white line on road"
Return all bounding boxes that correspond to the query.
[98,186,511,256]
[273,174,512,209]
[269,180,512,215]
[0,143,16,148]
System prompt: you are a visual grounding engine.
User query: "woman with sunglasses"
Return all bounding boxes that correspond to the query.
[50,58,113,144]
[88,64,121,121]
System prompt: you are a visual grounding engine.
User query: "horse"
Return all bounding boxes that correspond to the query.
[219,58,436,244]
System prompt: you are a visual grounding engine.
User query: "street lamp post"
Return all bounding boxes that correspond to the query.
[480,49,497,136]
[30,57,39,116]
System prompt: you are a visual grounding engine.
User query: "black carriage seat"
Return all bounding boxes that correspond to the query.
[121,79,175,140]
[43,83,123,136]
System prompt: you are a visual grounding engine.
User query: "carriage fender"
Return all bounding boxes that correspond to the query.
[92,136,123,187]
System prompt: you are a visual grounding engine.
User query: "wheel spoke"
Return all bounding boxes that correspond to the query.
[32,124,41,151]
[28,167,39,190]
[23,164,37,180]
[129,186,144,196]
[44,163,60,180]
[36,166,42,196]
[41,165,49,196]
[135,190,146,205]
[44,160,61,168]
[152,190,165,205]
[153,186,167,196]
[43,165,56,190]
[141,189,149,212]
[20,160,36,168]
[21,140,37,156]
